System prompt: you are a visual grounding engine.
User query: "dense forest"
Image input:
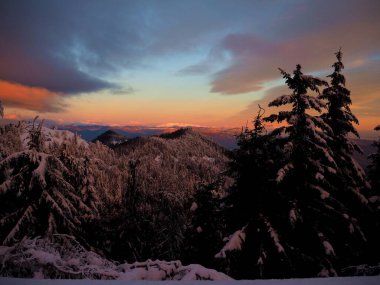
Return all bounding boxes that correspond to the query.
[0,51,379,280]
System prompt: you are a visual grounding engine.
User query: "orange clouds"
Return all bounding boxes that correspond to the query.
[0,80,66,113]
[3,113,21,120]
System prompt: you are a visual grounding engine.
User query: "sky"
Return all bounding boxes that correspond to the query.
[0,0,379,136]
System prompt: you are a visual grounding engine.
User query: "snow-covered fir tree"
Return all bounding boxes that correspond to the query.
[367,125,380,263]
[0,123,98,245]
[220,64,372,279]
[262,65,370,277]
[219,105,284,277]
[228,105,278,224]
[319,49,370,205]
[318,51,378,267]
[368,125,380,191]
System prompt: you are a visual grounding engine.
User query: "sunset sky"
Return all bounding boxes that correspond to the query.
[0,0,379,136]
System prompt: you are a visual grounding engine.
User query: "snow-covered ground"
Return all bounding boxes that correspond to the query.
[0,237,231,281]
[20,124,88,150]
[1,276,380,285]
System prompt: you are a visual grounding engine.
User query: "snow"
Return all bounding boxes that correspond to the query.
[315,173,324,181]
[349,223,355,234]
[269,95,293,107]
[351,189,368,205]
[0,237,231,281]
[289,208,298,226]
[312,186,330,200]
[369,196,380,203]
[264,219,285,254]
[323,240,335,256]
[0,245,13,256]
[319,189,330,200]
[1,276,380,285]
[32,153,48,187]
[202,155,215,163]
[215,227,246,258]
[276,163,293,183]
[19,123,88,150]
[190,202,198,212]
[26,248,59,264]
[318,233,335,256]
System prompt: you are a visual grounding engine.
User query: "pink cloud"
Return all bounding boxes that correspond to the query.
[211,6,380,95]
[0,80,67,113]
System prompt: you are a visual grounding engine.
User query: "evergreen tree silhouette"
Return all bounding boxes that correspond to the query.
[319,49,370,205]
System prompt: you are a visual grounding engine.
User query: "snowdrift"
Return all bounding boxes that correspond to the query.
[0,235,232,281]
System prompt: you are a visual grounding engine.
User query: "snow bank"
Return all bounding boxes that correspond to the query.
[0,236,231,281]
[1,276,380,285]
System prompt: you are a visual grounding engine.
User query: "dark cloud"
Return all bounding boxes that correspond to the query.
[0,0,303,95]
[0,0,143,94]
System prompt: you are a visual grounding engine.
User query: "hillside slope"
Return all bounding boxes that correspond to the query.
[92,130,128,147]
[113,128,231,198]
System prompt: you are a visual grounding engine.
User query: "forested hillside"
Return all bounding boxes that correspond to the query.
[0,120,232,280]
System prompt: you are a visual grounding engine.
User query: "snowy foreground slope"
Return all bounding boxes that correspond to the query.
[1,276,379,285]
[0,236,231,281]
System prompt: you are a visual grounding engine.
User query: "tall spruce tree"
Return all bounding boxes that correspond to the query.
[227,105,277,227]
[368,125,380,191]
[318,51,376,267]
[366,125,380,268]
[219,106,282,278]
[319,49,370,202]
[221,64,372,279]
[260,64,349,278]
[264,64,337,207]
[264,63,372,277]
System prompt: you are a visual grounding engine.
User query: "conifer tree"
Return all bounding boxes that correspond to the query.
[366,125,380,267]
[219,106,282,278]
[264,64,335,204]
[0,100,4,118]
[0,123,98,245]
[368,125,380,191]
[260,64,371,277]
[227,105,277,228]
[319,49,369,202]
[221,64,371,278]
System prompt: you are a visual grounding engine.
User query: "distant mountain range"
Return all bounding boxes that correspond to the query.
[61,124,377,170]
[60,124,240,149]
